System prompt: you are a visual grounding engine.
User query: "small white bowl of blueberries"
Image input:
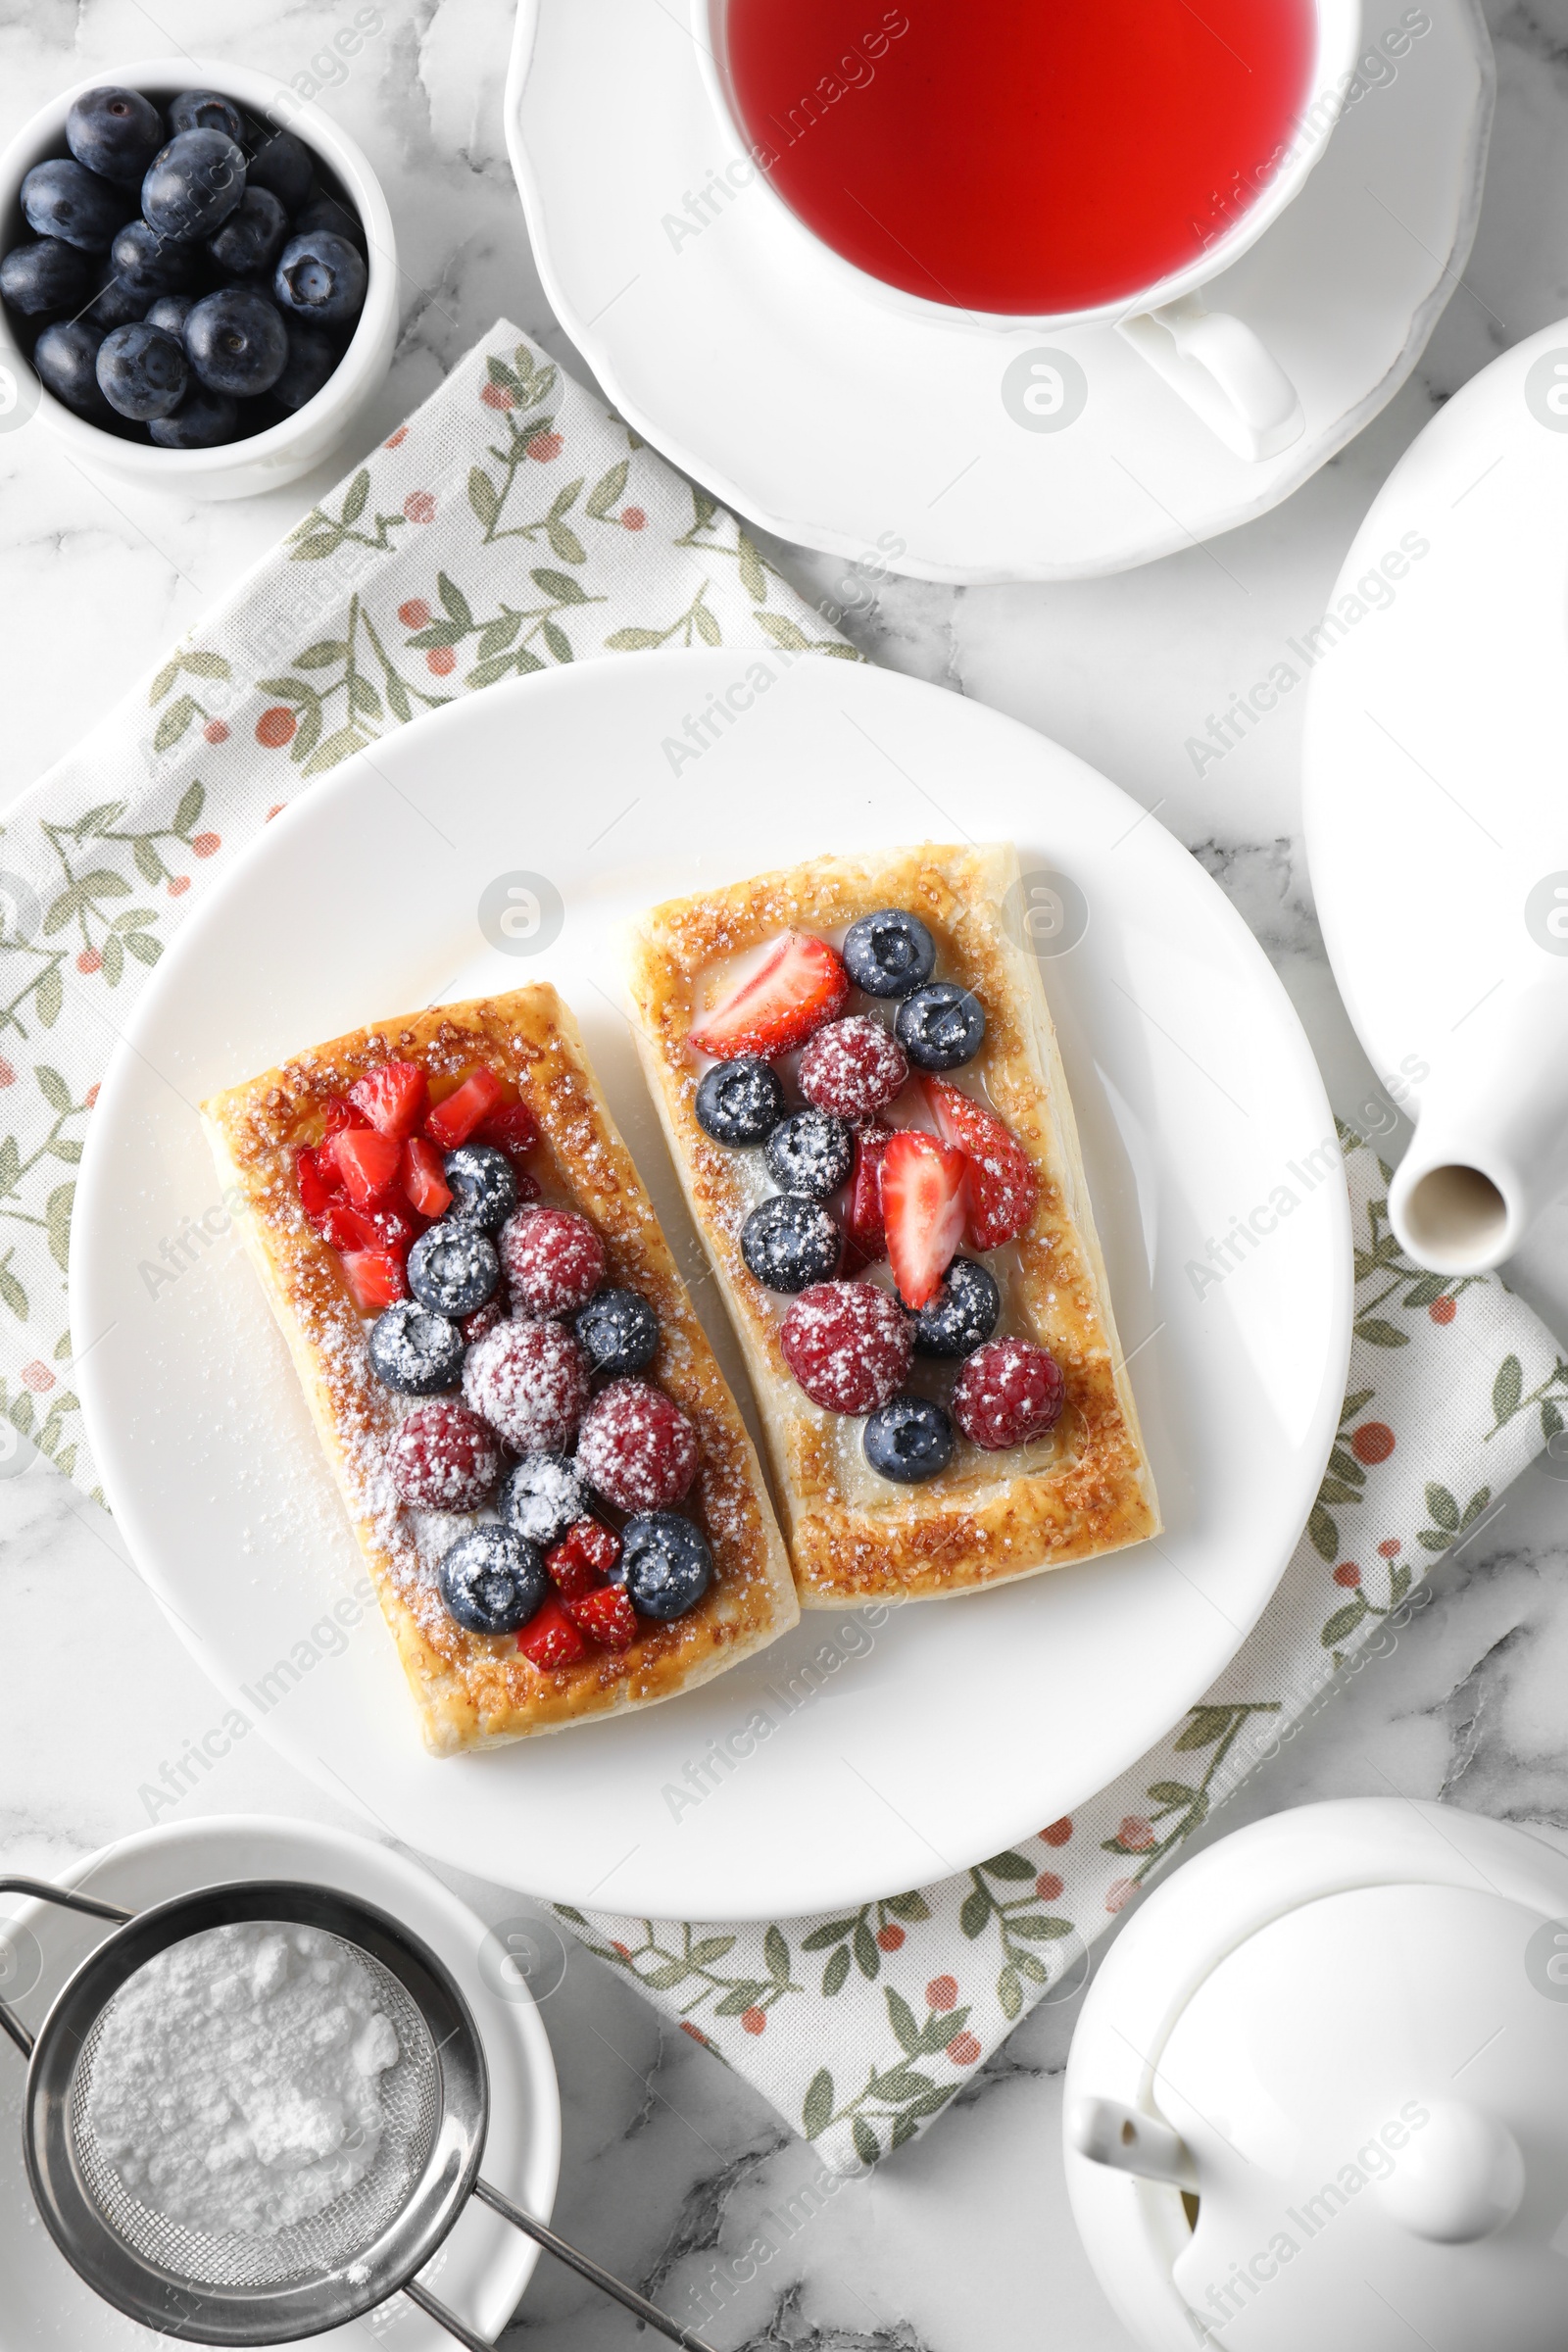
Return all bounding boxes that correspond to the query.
[0,58,397,498]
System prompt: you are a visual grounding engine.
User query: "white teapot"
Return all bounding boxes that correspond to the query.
[1064,1799,1568,2350]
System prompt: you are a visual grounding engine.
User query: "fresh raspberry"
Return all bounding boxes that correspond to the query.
[565,1584,638,1652]
[952,1338,1064,1450]
[779,1282,910,1414]
[546,1516,621,1598]
[387,1400,504,1512]
[461,1296,506,1347]
[463,1318,588,1453]
[798,1016,908,1119]
[503,1205,606,1317]
[576,1379,699,1511]
[516,1594,586,1669]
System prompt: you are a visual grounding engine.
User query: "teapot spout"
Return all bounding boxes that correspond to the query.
[1390,969,1568,1275]
[1068,2095,1199,2192]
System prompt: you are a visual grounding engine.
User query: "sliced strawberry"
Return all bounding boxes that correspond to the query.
[321,1096,368,1136]
[565,1585,638,1653]
[881,1130,967,1309]
[358,1190,422,1258]
[516,1593,587,1669]
[329,1125,403,1206]
[843,1121,894,1267]
[320,1199,371,1252]
[340,1248,406,1313]
[546,1516,621,1599]
[424,1066,504,1151]
[689,932,848,1060]
[473,1101,539,1167]
[925,1078,1039,1250]
[349,1059,428,1140]
[296,1146,338,1224]
[401,1136,452,1218]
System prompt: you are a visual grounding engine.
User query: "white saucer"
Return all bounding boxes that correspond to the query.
[0,1816,560,2350]
[73,654,1348,1921]
[506,0,1493,584]
[1301,314,1568,1330]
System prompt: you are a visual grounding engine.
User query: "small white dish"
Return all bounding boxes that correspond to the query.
[506,0,1492,581]
[1302,315,1568,1292]
[0,1815,560,2351]
[0,56,398,502]
[71,653,1348,1921]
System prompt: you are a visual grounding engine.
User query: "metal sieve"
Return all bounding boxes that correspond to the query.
[1,1875,712,2351]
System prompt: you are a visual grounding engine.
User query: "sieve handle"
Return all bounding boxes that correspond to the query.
[399,2178,716,2352]
[0,1877,135,2059]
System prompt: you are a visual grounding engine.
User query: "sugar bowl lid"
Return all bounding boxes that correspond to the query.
[1063,1801,1568,2352]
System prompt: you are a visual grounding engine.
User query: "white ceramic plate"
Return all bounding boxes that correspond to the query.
[505,0,1492,582]
[0,1816,560,2350]
[74,654,1348,1920]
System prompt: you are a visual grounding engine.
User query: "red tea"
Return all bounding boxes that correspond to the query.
[721,0,1319,315]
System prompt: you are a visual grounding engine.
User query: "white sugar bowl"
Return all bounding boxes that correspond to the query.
[1064,1799,1568,2352]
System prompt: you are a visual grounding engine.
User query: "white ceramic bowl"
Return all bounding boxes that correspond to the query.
[0,56,397,500]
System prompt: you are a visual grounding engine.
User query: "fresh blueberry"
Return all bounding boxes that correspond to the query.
[896,981,986,1071]
[205,186,289,281]
[85,269,150,329]
[273,229,367,327]
[271,318,338,411]
[439,1526,547,1636]
[501,1453,588,1546]
[695,1054,784,1148]
[246,130,315,216]
[292,188,366,250]
[617,1513,711,1620]
[366,1298,465,1395]
[65,87,166,188]
[0,236,94,315]
[764,1108,854,1200]
[144,291,195,338]
[842,907,936,998]
[443,1142,517,1233]
[408,1223,500,1318]
[167,90,247,145]
[142,129,247,244]
[864,1395,955,1483]
[741,1194,842,1293]
[95,320,187,419]
[111,218,197,297]
[575,1289,659,1377]
[32,318,112,418]
[21,158,128,252]
[185,287,288,394]
[149,383,239,447]
[911,1257,1001,1356]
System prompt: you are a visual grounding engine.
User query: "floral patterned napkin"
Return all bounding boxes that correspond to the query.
[3,323,1560,2182]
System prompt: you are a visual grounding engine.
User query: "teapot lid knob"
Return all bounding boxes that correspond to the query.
[1374,2100,1525,2243]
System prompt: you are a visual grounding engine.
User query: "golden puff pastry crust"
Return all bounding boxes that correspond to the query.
[202,984,798,1754]
[625,844,1160,1606]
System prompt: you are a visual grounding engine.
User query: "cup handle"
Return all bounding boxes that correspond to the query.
[1116,292,1305,463]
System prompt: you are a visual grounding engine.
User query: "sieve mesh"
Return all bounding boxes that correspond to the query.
[66,1929,442,2292]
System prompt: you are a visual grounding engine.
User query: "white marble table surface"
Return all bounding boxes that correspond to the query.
[4,4,1568,2346]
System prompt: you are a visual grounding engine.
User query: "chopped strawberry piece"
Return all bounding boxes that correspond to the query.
[319,1199,371,1252]
[349,1059,428,1140]
[689,931,848,1060]
[424,1067,504,1150]
[881,1130,967,1309]
[329,1126,403,1206]
[844,1122,894,1266]
[401,1136,452,1218]
[358,1191,422,1258]
[516,1593,587,1669]
[566,1585,638,1653]
[321,1097,368,1136]
[474,1101,539,1167]
[340,1248,406,1313]
[546,1516,621,1599]
[296,1146,338,1223]
[925,1079,1040,1250]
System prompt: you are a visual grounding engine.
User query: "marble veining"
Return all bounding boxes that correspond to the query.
[2,2,1567,2344]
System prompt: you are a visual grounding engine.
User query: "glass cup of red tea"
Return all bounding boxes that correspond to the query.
[696,0,1366,462]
